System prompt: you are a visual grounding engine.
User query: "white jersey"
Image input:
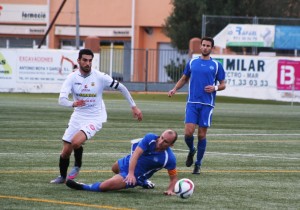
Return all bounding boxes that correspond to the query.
[59,70,116,122]
[59,69,137,141]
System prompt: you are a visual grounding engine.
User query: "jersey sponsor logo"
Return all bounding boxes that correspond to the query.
[76,93,97,97]
[74,82,82,85]
[81,88,91,92]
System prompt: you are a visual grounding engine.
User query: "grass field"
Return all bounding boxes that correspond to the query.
[0,92,299,210]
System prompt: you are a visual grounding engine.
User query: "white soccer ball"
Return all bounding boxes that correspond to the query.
[174,178,194,199]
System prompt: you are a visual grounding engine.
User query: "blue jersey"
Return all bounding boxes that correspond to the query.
[183,56,225,107]
[118,133,176,183]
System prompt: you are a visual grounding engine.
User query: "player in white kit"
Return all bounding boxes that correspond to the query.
[50,49,143,184]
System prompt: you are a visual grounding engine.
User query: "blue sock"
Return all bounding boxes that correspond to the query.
[184,135,194,152]
[83,182,101,192]
[195,138,207,166]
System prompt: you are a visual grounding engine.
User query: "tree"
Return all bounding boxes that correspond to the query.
[162,0,204,50]
[164,58,186,82]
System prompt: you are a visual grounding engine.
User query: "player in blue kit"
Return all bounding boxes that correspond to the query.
[66,129,179,195]
[168,37,226,174]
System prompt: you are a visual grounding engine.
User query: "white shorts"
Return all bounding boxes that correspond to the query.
[62,115,103,143]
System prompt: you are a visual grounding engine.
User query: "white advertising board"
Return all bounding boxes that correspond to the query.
[1,49,299,102]
[0,49,99,93]
[211,54,300,102]
[226,24,275,47]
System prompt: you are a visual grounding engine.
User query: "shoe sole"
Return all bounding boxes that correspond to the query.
[50,180,65,184]
[67,174,78,180]
[50,177,66,184]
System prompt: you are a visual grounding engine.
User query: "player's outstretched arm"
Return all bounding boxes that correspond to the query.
[168,75,189,97]
[164,170,178,196]
[124,146,144,186]
[114,82,143,121]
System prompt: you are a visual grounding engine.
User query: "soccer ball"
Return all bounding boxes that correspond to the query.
[174,178,194,199]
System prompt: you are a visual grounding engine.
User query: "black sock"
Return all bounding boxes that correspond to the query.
[59,156,69,179]
[74,146,83,168]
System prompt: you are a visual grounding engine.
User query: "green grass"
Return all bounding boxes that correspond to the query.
[0,92,299,210]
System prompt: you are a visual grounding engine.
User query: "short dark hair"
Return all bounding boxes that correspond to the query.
[201,36,214,47]
[78,49,94,59]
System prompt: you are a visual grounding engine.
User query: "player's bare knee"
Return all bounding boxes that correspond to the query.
[71,142,81,149]
[111,161,119,174]
[61,146,72,158]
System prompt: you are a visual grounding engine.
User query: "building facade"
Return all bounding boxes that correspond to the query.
[0,0,173,50]
[0,0,180,82]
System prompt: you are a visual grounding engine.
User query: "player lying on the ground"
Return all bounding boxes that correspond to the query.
[66,129,178,195]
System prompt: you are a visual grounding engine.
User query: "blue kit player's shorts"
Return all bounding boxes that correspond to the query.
[185,103,214,127]
[117,155,131,179]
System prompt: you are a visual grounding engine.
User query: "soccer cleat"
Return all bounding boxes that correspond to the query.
[192,165,201,175]
[142,179,155,189]
[50,176,66,184]
[67,166,80,180]
[66,179,84,190]
[185,146,197,167]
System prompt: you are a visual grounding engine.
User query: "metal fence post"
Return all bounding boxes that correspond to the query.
[202,14,206,37]
[145,49,148,91]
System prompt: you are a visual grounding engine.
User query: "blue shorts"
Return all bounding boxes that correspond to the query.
[118,155,130,179]
[185,103,214,127]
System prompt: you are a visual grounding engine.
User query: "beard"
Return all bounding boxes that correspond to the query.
[201,51,211,57]
[80,65,91,73]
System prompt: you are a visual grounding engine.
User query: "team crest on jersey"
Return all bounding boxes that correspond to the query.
[89,124,95,130]
[91,82,95,86]
[209,65,215,70]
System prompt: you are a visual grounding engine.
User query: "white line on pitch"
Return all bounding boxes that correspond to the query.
[0,151,299,160]
[206,152,300,160]
[172,149,300,160]
[178,134,300,137]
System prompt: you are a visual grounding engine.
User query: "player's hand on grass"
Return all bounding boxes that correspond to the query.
[124,174,137,186]
[164,190,176,196]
